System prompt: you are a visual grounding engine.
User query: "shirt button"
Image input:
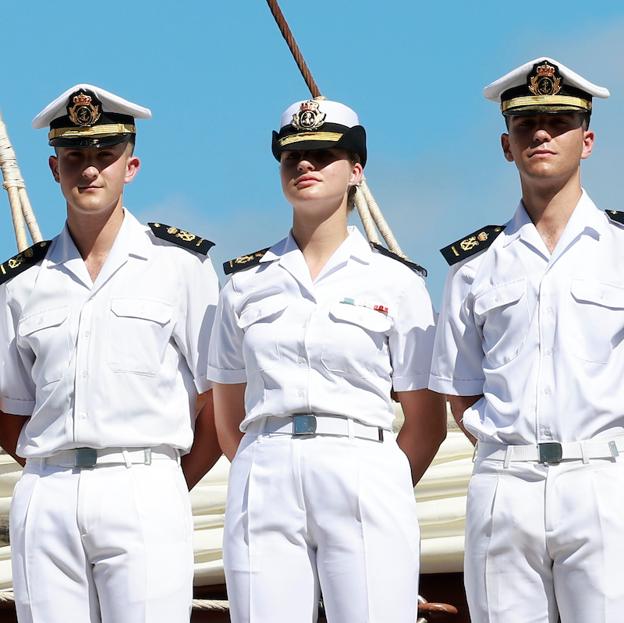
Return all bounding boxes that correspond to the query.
[79,412,87,420]
[81,371,88,379]
[297,390,304,397]
[544,349,553,356]
[298,357,305,364]
[83,330,90,338]
[543,387,551,396]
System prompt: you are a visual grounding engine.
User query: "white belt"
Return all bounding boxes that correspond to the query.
[30,445,180,469]
[247,415,388,442]
[477,438,624,466]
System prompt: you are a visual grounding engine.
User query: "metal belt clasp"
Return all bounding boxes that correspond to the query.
[75,447,98,468]
[293,415,317,436]
[538,442,563,465]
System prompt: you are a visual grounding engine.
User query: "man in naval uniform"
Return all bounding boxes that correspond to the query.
[430,58,624,622]
[0,85,221,623]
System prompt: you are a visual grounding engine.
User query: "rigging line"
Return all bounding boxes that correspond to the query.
[265,0,322,98]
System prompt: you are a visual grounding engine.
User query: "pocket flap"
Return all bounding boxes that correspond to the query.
[237,296,288,329]
[474,280,526,316]
[111,299,173,324]
[18,306,70,337]
[329,302,392,333]
[571,280,624,309]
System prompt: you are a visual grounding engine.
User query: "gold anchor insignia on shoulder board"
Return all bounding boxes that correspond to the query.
[147,222,214,256]
[223,247,271,275]
[0,241,52,286]
[441,225,505,266]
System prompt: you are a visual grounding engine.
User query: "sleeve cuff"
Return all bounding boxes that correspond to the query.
[428,373,484,396]
[194,377,213,394]
[206,365,247,384]
[392,372,430,392]
[0,396,35,416]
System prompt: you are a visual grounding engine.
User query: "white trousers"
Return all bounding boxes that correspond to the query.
[224,432,420,623]
[10,459,194,623]
[465,456,624,623]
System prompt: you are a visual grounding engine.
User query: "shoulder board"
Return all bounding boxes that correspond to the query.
[0,241,52,286]
[605,210,624,225]
[370,243,427,278]
[223,248,270,275]
[440,225,505,266]
[148,222,214,256]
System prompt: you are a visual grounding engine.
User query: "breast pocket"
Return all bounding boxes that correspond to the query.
[473,280,528,368]
[17,307,71,386]
[569,280,624,363]
[238,296,288,372]
[321,302,392,375]
[108,299,174,376]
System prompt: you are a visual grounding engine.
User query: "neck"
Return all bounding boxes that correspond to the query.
[66,201,125,281]
[520,170,583,253]
[291,199,349,281]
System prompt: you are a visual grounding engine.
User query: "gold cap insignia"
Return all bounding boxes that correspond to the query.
[67,91,102,127]
[528,62,562,97]
[291,100,326,131]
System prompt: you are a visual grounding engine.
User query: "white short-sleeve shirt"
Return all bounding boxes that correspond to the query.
[207,227,436,431]
[0,210,219,457]
[429,191,624,444]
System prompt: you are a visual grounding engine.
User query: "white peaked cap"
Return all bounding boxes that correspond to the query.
[280,98,359,129]
[484,57,610,102]
[32,83,152,129]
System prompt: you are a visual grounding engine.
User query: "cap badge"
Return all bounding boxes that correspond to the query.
[528,62,562,97]
[291,100,326,131]
[67,91,102,127]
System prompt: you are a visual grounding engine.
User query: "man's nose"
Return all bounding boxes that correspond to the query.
[533,127,552,143]
[82,165,99,179]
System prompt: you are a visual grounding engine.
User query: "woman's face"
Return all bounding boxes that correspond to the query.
[279,148,363,217]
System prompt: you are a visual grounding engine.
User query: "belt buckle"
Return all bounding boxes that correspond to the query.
[538,442,562,465]
[75,447,98,468]
[293,415,317,436]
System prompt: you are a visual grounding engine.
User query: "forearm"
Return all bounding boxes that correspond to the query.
[0,412,28,466]
[396,389,447,485]
[213,383,246,462]
[181,391,222,490]
[448,394,482,446]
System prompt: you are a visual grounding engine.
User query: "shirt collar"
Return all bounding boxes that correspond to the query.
[260,226,373,266]
[47,209,151,266]
[501,189,604,249]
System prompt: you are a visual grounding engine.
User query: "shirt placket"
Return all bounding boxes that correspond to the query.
[73,296,94,441]
[535,264,558,443]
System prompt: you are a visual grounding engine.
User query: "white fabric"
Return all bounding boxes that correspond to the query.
[430,191,624,445]
[477,437,624,462]
[207,227,436,431]
[0,209,219,457]
[224,432,419,623]
[483,57,610,102]
[279,99,359,129]
[465,456,624,623]
[32,84,152,129]
[10,458,193,623]
[0,423,474,590]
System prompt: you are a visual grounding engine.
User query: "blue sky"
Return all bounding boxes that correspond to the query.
[1,1,623,304]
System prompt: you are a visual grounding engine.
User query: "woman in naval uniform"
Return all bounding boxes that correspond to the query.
[207,97,446,623]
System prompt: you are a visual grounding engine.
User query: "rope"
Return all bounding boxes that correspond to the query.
[265,0,321,98]
[353,187,380,245]
[360,180,404,256]
[0,590,231,613]
[0,113,36,252]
